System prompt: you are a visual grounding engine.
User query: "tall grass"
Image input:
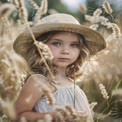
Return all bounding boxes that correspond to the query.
[0,0,122,122]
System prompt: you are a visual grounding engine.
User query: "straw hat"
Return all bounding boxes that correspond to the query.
[13,13,106,59]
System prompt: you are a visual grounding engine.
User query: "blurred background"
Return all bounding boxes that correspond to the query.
[0,0,122,122]
[0,0,122,25]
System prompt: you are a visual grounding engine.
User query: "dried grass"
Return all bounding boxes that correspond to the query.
[0,0,122,122]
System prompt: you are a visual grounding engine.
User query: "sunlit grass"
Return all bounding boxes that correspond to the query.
[0,0,122,122]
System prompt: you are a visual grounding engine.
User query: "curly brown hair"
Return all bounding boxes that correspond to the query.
[26,31,90,80]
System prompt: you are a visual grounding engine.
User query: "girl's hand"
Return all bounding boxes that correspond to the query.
[65,111,87,122]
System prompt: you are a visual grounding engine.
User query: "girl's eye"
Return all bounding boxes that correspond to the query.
[71,43,79,48]
[51,42,61,46]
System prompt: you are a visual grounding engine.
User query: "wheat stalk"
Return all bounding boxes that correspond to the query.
[102,1,113,15]
[1,99,16,120]
[111,23,121,38]
[79,4,87,14]
[34,0,48,23]
[56,107,69,118]
[11,0,54,82]
[99,84,109,99]
[28,0,39,9]
[18,0,28,23]
[12,0,28,23]
[34,41,53,60]
[11,0,19,10]
[93,8,102,17]
[41,85,55,105]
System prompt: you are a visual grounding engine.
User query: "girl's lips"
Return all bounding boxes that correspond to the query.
[58,58,70,61]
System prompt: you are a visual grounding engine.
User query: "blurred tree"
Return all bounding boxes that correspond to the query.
[47,0,85,23]
[0,0,121,24]
[0,0,7,3]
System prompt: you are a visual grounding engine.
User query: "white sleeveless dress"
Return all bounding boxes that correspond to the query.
[34,84,93,121]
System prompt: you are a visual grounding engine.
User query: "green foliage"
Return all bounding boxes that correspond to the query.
[0,0,8,3]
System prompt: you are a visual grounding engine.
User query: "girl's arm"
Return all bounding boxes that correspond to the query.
[15,74,55,121]
[16,111,85,122]
[15,111,56,121]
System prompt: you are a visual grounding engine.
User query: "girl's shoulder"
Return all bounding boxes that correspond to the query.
[25,74,48,86]
[25,74,56,92]
[28,74,47,80]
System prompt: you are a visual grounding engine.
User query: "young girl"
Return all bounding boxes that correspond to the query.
[13,13,106,121]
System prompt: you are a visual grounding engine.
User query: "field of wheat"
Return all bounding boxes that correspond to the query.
[0,0,122,122]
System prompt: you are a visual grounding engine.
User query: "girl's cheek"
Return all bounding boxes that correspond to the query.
[50,51,58,57]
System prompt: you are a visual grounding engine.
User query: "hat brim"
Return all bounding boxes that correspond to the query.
[13,23,106,59]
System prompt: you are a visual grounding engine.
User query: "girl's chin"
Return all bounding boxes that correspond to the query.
[53,63,68,68]
[53,61,73,68]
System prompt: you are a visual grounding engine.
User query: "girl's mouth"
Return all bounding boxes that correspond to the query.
[58,58,70,61]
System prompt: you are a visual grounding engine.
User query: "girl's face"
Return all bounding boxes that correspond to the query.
[46,32,81,68]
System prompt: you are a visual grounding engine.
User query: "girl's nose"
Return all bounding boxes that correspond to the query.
[61,47,69,55]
